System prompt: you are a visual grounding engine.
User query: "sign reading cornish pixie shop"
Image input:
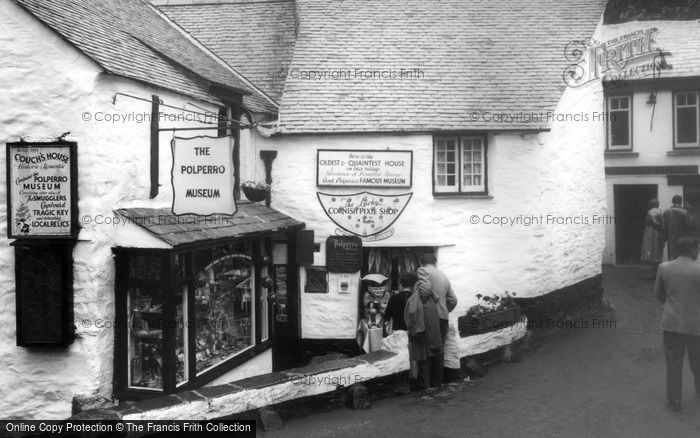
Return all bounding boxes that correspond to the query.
[6,142,78,239]
[317,150,412,188]
[318,192,412,239]
[171,136,236,215]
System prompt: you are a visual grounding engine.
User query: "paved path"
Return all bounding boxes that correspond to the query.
[264,267,700,437]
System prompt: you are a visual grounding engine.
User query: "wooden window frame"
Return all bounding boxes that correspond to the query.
[433,135,488,197]
[606,95,633,151]
[673,90,700,149]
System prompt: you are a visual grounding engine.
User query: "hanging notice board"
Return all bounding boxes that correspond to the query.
[326,236,362,272]
[6,142,78,239]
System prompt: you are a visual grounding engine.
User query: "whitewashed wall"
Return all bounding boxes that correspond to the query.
[251,79,606,338]
[603,89,700,264]
[0,2,266,420]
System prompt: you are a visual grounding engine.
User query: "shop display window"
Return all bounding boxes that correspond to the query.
[114,239,275,399]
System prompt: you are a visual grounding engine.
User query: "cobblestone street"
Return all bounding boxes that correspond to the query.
[266,266,700,437]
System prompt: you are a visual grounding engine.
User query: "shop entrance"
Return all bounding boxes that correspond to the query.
[683,185,700,236]
[614,184,658,264]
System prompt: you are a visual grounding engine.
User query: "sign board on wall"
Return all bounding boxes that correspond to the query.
[326,236,362,272]
[6,142,78,239]
[317,149,412,188]
[171,136,235,215]
[317,192,412,238]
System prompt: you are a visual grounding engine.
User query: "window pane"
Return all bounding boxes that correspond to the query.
[447,163,455,174]
[677,107,698,144]
[677,94,686,106]
[610,111,629,146]
[447,175,455,186]
[473,150,481,161]
[620,97,629,109]
[195,250,254,375]
[464,163,472,174]
[610,98,619,110]
[474,163,481,174]
[437,175,446,186]
[128,285,164,390]
[437,163,446,173]
[463,175,472,186]
[688,93,697,105]
[447,151,455,161]
[474,175,482,185]
[176,285,188,386]
[437,151,446,161]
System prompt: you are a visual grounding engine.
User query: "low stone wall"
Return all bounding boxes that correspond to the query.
[75,321,529,421]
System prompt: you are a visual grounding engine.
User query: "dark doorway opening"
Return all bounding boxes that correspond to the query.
[683,185,700,237]
[614,184,658,264]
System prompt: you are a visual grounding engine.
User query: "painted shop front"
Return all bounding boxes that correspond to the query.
[0,0,297,420]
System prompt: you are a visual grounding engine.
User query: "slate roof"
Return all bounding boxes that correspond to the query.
[273,0,607,133]
[601,20,700,81]
[115,202,304,247]
[158,0,296,102]
[13,0,276,113]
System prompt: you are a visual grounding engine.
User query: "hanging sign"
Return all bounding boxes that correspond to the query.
[6,142,78,239]
[317,192,412,238]
[171,136,236,215]
[326,236,362,272]
[317,150,412,188]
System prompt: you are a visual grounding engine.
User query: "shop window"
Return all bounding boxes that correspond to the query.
[433,135,487,195]
[674,91,699,147]
[607,95,632,149]
[114,240,274,398]
[305,266,328,293]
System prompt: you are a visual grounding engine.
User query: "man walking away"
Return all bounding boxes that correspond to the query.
[662,195,693,260]
[655,236,700,412]
[417,253,458,386]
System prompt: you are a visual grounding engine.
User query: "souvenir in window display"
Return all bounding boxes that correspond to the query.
[194,254,254,374]
[127,282,164,389]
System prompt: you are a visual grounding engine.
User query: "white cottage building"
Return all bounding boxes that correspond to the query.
[1,0,609,421]
[159,0,609,365]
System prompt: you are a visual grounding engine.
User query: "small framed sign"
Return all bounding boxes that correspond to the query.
[326,236,362,272]
[6,142,78,239]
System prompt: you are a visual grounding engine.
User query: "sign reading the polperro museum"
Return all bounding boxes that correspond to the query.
[317,150,412,188]
[7,142,78,239]
[171,136,236,216]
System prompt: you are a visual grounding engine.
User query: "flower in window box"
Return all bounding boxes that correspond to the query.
[241,181,270,202]
[458,291,520,337]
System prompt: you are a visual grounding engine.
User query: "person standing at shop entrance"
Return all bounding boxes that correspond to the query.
[662,195,693,260]
[654,236,700,412]
[416,253,458,386]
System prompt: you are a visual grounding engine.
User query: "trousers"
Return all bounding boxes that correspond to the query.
[417,319,449,388]
[663,330,700,401]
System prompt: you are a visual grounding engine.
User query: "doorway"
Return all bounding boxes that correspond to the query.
[683,185,700,237]
[614,184,658,264]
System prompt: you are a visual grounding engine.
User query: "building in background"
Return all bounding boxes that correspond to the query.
[601,20,700,264]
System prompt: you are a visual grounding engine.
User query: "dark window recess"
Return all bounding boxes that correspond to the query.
[305,267,328,293]
[14,242,74,347]
[610,111,630,146]
[675,92,698,146]
[217,107,228,137]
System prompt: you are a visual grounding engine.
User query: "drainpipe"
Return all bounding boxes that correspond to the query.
[260,150,278,207]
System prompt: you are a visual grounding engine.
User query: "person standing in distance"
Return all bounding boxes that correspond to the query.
[655,236,700,412]
[662,195,693,260]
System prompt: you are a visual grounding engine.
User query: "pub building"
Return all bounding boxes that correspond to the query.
[1,0,609,421]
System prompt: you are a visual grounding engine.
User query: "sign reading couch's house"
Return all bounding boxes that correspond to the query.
[317,149,412,188]
[6,142,78,239]
[171,136,236,215]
